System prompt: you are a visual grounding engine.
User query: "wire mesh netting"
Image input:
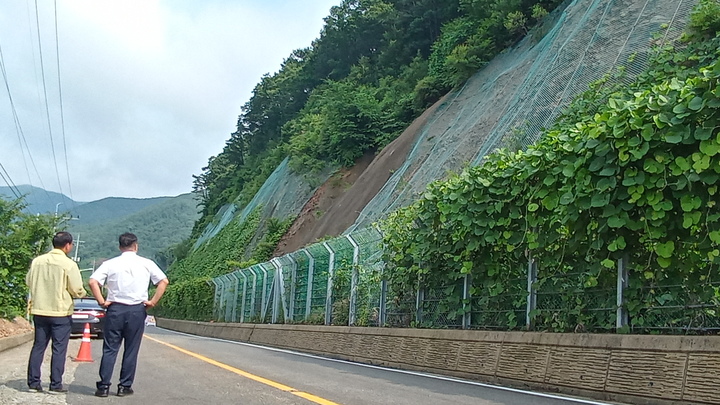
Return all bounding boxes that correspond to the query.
[470,276,528,330]
[629,282,720,334]
[206,0,712,335]
[194,157,332,250]
[212,224,720,334]
[535,272,616,332]
[346,0,696,233]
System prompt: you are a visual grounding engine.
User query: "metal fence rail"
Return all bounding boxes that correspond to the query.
[210,227,720,334]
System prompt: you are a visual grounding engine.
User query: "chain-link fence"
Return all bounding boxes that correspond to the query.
[210,227,720,334]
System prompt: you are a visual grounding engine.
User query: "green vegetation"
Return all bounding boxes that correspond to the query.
[191,0,563,236]
[156,206,298,320]
[381,14,720,332]
[66,193,200,268]
[0,197,56,319]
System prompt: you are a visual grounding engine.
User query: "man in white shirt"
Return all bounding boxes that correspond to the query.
[88,232,169,398]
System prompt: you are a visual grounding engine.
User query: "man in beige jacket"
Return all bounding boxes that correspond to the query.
[26,231,87,393]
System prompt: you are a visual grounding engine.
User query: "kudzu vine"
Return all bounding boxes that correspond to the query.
[381,34,720,332]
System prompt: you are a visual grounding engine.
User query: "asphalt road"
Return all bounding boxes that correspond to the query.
[2,327,624,405]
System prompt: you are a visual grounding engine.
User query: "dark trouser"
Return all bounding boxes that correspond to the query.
[27,315,72,389]
[97,303,146,389]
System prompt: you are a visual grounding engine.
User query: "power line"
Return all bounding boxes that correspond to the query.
[0,39,49,195]
[0,161,22,199]
[53,0,74,205]
[33,0,65,198]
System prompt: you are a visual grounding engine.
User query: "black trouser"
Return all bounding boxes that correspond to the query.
[27,315,72,389]
[97,303,146,389]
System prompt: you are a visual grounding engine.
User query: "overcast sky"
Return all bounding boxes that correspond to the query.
[0,0,338,202]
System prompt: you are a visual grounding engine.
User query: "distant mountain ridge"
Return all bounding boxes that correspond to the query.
[0,185,82,214]
[0,185,176,224]
[0,185,201,269]
[66,193,201,268]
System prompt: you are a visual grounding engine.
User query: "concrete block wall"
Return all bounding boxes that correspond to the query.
[157,319,720,405]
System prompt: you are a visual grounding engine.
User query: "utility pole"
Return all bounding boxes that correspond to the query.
[72,233,84,262]
[53,203,63,232]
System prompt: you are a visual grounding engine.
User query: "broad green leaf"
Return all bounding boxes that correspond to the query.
[700,140,720,156]
[607,216,626,228]
[560,192,574,205]
[601,259,615,268]
[675,156,691,171]
[657,256,672,268]
[692,153,711,172]
[542,194,559,210]
[680,195,701,212]
[694,126,715,141]
[673,103,687,114]
[664,133,683,144]
[597,177,617,191]
[644,159,663,174]
[608,236,626,252]
[584,276,598,287]
[641,124,655,140]
[629,141,650,159]
[683,211,701,228]
[669,77,683,90]
[655,241,675,258]
[709,231,720,244]
[591,193,610,207]
[688,96,704,111]
[653,115,667,128]
[528,203,539,212]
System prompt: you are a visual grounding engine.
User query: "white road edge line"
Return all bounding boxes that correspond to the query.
[153,327,616,405]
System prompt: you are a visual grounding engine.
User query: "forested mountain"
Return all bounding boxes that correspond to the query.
[0,185,174,223]
[0,185,80,215]
[65,193,200,269]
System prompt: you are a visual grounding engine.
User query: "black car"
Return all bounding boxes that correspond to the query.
[71,298,105,338]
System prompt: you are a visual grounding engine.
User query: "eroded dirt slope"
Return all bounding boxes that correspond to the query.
[274,96,446,255]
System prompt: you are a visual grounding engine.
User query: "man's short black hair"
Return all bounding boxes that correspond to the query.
[119,232,138,249]
[53,232,73,248]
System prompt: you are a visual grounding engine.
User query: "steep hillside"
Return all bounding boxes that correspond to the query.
[274,98,446,255]
[274,0,696,252]
[178,0,696,281]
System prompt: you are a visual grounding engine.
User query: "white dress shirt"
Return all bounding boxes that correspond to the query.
[90,251,167,305]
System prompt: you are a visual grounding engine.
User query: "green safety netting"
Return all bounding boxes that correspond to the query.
[194,157,332,249]
[346,0,695,232]
[210,0,700,331]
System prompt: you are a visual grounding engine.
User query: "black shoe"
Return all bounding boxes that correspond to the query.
[28,384,43,393]
[48,386,68,394]
[117,386,134,397]
[95,387,110,397]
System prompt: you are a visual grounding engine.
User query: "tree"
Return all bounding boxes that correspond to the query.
[0,197,56,318]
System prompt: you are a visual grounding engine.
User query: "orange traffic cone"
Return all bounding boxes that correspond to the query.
[74,323,94,362]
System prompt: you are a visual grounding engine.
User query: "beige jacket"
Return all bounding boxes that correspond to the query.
[26,249,87,316]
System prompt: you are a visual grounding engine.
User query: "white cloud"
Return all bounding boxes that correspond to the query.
[0,0,337,201]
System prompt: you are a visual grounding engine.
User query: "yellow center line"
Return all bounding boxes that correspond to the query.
[143,334,341,405]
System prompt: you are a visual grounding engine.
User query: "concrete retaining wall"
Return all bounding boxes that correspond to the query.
[157,318,720,405]
[0,332,33,353]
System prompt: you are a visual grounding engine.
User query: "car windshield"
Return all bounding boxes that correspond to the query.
[74,299,102,310]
